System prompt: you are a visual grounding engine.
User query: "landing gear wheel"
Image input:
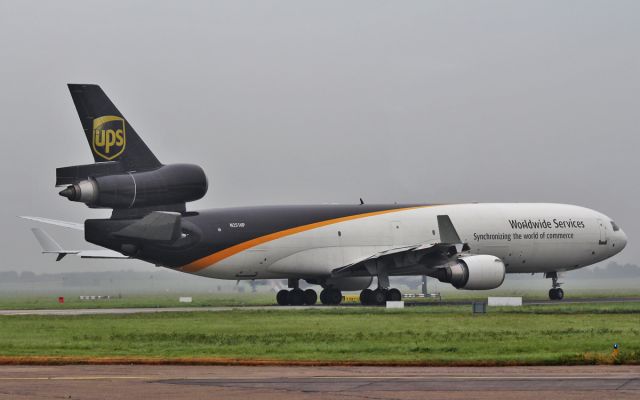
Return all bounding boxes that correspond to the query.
[289,288,305,305]
[548,288,565,301]
[321,288,342,305]
[303,289,317,305]
[372,288,388,306]
[327,288,342,305]
[387,288,402,302]
[360,289,374,305]
[319,289,328,305]
[276,289,290,306]
[546,272,564,301]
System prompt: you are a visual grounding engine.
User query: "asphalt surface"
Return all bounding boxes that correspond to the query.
[0,297,639,315]
[0,365,637,399]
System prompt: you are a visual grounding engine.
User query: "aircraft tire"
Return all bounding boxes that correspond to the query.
[372,289,388,306]
[303,289,318,305]
[327,288,342,305]
[360,289,374,305]
[320,289,328,305]
[549,288,564,300]
[289,288,305,305]
[320,288,342,305]
[276,289,290,306]
[387,288,402,302]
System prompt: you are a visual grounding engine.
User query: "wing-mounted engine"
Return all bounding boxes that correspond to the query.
[429,254,506,290]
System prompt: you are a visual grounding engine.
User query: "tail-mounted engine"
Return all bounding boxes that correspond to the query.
[58,163,208,210]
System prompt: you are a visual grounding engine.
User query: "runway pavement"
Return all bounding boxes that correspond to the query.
[0,365,638,399]
[0,297,639,315]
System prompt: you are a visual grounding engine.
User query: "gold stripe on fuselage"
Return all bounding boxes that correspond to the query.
[181,206,431,273]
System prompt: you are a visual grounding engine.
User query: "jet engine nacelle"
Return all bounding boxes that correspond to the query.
[59,164,208,209]
[434,254,506,290]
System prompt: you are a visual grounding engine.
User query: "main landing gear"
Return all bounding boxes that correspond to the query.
[359,264,402,305]
[546,272,564,301]
[276,278,318,305]
[359,287,402,305]
[276,279,343,306]
[276,288,317,305]
[319,288,342,305]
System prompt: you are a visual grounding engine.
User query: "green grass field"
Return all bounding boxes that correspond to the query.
[1,303,639,365]
[0,293,275,310]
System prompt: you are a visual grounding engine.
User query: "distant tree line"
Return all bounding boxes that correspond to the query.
[0,269,204,285]
[567,262,640,279]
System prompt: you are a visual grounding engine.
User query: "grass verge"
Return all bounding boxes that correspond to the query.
[0,303,638,365]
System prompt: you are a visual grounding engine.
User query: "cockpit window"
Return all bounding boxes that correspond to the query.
[611,221,620,232]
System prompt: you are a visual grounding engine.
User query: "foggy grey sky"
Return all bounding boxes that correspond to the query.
[0,0,638,273]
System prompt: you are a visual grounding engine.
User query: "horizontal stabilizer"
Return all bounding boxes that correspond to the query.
[32,228,64,252]
[30,228,128,261]
[20,216,84,231]
[78,250,130,259]
[31,228,78,261]
[114,211,182,242]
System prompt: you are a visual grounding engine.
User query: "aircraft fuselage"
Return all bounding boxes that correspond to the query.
[86,203,626,281]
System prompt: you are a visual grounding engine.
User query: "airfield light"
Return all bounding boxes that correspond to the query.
[612,343,620,359]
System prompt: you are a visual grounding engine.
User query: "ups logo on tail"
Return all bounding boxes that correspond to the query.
[92,116,126,160]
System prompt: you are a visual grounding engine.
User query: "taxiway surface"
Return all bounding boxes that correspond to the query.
[0,365,638,399]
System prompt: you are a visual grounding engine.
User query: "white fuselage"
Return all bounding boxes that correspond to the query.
[189,203,626,282]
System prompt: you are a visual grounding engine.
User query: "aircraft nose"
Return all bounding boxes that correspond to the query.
[619,229,627,251]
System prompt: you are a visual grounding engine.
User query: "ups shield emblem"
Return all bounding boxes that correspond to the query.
[92,116,126,160]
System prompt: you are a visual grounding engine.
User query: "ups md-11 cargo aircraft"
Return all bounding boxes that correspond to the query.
[24,84,627,305]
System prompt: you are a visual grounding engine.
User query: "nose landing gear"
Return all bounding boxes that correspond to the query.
[546,272,564,301]
[549,288,564,300]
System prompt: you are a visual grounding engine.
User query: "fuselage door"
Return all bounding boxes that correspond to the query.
[597,219,608,245]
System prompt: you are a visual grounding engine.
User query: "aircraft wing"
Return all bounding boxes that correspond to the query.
[331,215,469,277]
[331,241,466,277]
[30,228,129,261]
[20,216,84,231]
